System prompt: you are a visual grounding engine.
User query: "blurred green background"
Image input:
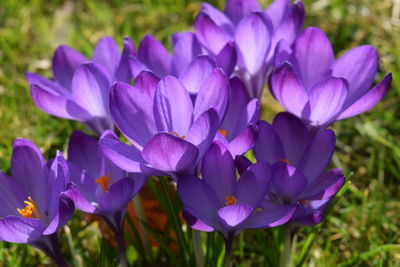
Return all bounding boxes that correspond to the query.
[0,0,399,266]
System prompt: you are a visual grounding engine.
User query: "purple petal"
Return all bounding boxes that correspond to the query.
[92,36,120,78]
[30,84,91,121]
[273,40,293,67]
[245,204,296,228]
[182,209,214,232]
[271,162,307,201]
[218,204,253,228]
[332,45,378,101]
[269,63,308,116]
[185,109,220,159]
[272,112,310,165]
[235,155,252,175]
[235,161,271,207]
[179,56,216,94]
[338,73,392,120]
[254,120,284,164]
[129,56,150,78]
[142,133,199,172]
[265,0,290,30]
[138,34,171,77]
[71,63,111,117]
[68,131,99,178]
[235,12,272,75]
[115,36,136,83]
[302,169,345,200]
[0,173,22,217]
[294,27,334,89]
[201,141,236,205]
[134,70,160,100]
[110,82,157,148]
[216,41,237,77]
[52,45,87,90]
[307,77,348,126]
[154,76,193,135]
[194,12,232,55]
[298,129,336,182]
[194,69,229,122]
[225,0,262,25]
[201,3,234,34]
[227,125,258,156]
[11,139,47,213]
[63,183,96,213]
[171,32,203,76]
[0,216,45,243]
[25,73,70,97]
[42,194,74,235]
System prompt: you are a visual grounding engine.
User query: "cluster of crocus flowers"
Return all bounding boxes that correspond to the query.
[1,0,391,265]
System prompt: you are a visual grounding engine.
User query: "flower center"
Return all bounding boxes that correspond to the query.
[218,129,227,138]
[225,195,237,206]
[17,196,41,219]
[278,158,291,164]
[169,131,185,139]
[95,172,113,192]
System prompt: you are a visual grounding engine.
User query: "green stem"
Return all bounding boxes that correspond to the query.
[193,229,205,267]
[279,226,293,267]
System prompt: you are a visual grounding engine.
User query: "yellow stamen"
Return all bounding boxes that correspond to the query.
[17,196,41,219]
[278,158,292,164]
[225,196,237,206]
[95,172,113,192]
[300,200,308,205]
[218,129,227,138]
[169,131,185,139]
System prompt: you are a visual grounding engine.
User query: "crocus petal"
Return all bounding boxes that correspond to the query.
[227,125,258,156]
[71,63,111,117]
[298,129,336,182]
[142,133,199,173]
[235,155,252,175]
[115,36,136,83]
[225,0,262,25]
[92,36,120,78]
[332,45,378,101]
[272,112,310,165]
[337,73,392,120]
[201,3,234,34]
[273,40,293,68]
[302,169,345,200]
[25,73,70,97]
[171,32,203,76]
[218,204,253,228]
[138,34,171,77]
[0,173,22,217]
[307,77,348,126]
[235,161,271,207]
[182,209,214,232]
[129,56,150,78]
[254,121,284,164]
[269,63,308,116]
[202,141,236,205]
[294,27,334,89]
[294,212,323,226]
[294,198,330,226]
[216,41,237,77]
[11,139,47,213]
[177,175,220,228]
[194,12,232,55]
[134,70,160,100]
[271,162,307,201]
[179,56,215,94]
[63,183,96,213]
[154,76,193,135]
[265,0,290,30]
[185,109,220,158]
[52,45,87,90]
[0,216,45,243]
[30,84,91,121]
[245,204,296,228]
[47,152,69,219]
[193,69,229,122]
[110,82,157,148]
[235,12,272,75]
[42,194,74,235]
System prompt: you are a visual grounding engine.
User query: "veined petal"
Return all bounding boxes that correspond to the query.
[98,177,137,213]
[265,0,290,30]
[134,70,160,100]
[26,73,70,97]
[63,183,96,213]
[129,56,150,78]
[171,32,203,76]
[0,216,45,243]
[68,131,99,178]
[245,204,296,228]
[225,0,262,25]
[218,203,253,228]
[52,45,87,90]
[227,124,258,156]
[42,194,74,235]
[216,41,237,77]
[179,56,215,94]
[254,120,284,164]
[92,36,120,78]
[271,162,307,201]
[182,209,214,232]
[115,36,136,83]
[302,169,345,200]
[138,34,171,77]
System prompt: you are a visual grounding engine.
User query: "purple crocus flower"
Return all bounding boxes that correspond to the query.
[195,0,304,98]
[99,68,229,179]
[253,112,345,225]
[270,27,392,128]
[178,141,296,249]
[0,139,75,266]
[64,131,147,266]
[26,36,135,136]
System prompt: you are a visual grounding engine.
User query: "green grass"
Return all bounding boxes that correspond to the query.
[0,0,399,266]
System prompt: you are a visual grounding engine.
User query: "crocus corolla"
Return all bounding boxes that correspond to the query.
[270,27,392,128]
